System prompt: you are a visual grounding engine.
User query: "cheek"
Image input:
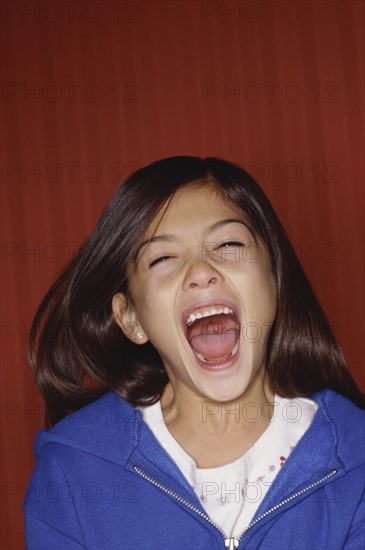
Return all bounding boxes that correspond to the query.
[239,269,276,318]
[259,274,277,314]
[131,281,175,333]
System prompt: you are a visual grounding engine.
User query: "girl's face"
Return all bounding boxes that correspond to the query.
[113,183,277,403]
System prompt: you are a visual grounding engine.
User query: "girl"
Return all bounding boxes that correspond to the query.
[24,157,364,549]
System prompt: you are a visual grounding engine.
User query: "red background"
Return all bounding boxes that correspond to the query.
[1,1,364,548]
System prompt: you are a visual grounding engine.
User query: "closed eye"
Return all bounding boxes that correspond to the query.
[216,241,245,249]
[149,255,175,268]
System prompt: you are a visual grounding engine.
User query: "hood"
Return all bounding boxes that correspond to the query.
[34,391,139,466]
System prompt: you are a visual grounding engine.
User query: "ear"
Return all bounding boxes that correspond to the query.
[112,293,149,345]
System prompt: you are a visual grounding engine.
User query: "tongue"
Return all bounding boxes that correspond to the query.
[187,313,239,361]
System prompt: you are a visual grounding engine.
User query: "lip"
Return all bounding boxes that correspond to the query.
[193,344,241,371]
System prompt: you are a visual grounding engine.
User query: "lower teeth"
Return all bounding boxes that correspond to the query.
[193,340,240,364]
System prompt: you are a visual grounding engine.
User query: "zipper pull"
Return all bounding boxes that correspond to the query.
[224,538,239,550]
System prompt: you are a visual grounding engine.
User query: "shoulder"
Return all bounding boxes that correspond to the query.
[312,389,365,466]
[312,388,365,422]
[33,391,139,464]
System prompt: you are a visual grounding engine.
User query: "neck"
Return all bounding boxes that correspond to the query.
[159,373,275,467]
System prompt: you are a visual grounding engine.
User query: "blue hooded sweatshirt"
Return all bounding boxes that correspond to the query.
[23,389,364,549]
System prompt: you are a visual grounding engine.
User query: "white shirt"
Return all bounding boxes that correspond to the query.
[140,395,317,538]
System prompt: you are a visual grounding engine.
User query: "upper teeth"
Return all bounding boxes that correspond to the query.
[186,307,234,326]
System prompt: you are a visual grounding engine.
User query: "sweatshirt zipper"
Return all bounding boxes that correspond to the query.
[133,465,227,540]
[133,465,337,549]
[237,468,337,541]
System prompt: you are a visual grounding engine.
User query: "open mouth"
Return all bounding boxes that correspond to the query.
[184,303,240,367]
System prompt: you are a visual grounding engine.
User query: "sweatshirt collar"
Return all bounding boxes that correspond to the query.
[34,388,361,484]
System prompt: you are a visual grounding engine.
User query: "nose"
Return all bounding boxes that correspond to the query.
[182,259,224,291]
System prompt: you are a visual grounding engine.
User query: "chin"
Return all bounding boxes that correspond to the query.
[193,373,253,404]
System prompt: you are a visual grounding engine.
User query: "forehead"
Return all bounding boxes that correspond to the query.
[144,182,245,237]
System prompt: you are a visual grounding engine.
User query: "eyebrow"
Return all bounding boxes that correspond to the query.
[134,218,251,261]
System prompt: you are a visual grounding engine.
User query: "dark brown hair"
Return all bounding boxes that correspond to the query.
[29,156,364,425]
